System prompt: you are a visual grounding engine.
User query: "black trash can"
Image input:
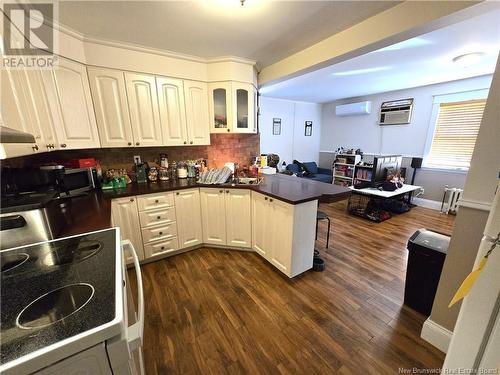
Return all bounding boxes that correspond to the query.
[404,229,450,316]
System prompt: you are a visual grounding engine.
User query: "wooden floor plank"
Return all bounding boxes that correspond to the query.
[138,202,455,374]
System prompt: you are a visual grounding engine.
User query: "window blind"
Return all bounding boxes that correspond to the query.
[426,99,486,169]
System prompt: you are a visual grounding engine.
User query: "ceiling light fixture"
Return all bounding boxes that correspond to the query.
[452,52,485,67]
[240,0,245,5]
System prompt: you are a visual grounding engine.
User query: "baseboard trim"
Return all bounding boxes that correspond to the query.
[421,318,453,353]
[413,197,442,211]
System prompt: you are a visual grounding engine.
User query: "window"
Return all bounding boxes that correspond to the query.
[425,97,487,170]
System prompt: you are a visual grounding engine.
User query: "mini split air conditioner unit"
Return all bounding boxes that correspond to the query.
[335,101,372,117]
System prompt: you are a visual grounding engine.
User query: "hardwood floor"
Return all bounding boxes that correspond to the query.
[138,202,455,374]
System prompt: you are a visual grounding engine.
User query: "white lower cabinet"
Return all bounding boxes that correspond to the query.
[111,197,145,263]
[251,191,317,278]
[174,189,203,248]
[200,188,251,248]
[111,188,315,277]
[200,188,227,245]
[225,189,251,248]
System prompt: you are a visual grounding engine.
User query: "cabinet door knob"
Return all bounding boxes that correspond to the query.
[128,142,132,146]
[264,197,268,200]
[183,141,187,145]
[61,143,67,148]
[161,246,165,250]
[32,145,39,151]
[219,189,223,193]
[190,141,193,144]
[225,190,229,193]
[130,198,134,202]
[270,198,274,202]
[159,231,163,235]
[176,192,180,195]
[155,199,159,203]
[157,216,161,219]
[227,129,230,132]
[136,142,140,146]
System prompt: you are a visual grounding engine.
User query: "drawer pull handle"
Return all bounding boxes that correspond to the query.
[128,142,132,146]
[270,198,274,202]
[129,198,134,202]
[225,190,229,193]
[155,199,159,203]
[161,246,165,250]
[61,143,67,148]
[183,141,187,144]
[264,197,268,200]
[190,141,193,144]
[159,231,163,235]
[157,216,161,219]
[176,192,180,195]
[136,142,140,146]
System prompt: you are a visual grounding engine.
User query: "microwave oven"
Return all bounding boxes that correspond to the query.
[64,167,100,194]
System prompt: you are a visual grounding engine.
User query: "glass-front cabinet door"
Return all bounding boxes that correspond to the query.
[209,81,257,134]
[209,82,232,133]
[232,82,255,134]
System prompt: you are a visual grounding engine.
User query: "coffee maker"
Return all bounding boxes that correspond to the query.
[39,165,69,197]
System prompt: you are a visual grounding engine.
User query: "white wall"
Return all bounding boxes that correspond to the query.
[260,97,321,165]
[320,75,493,155]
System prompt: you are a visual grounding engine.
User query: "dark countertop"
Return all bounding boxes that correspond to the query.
[58,174,350,238]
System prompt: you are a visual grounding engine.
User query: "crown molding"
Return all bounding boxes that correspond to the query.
[53,20,256,66]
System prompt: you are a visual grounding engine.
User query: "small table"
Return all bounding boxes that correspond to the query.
[347,184,423,222]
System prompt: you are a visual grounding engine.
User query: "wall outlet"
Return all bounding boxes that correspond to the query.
[133,155,142,164]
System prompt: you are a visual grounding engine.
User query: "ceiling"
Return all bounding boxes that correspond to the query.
[58,0,398,67]
[260,8,500,103]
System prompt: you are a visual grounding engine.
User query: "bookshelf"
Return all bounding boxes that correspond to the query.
[332,154,361,186]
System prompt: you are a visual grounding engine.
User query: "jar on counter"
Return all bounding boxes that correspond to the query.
[177,162,188,179]
[159,167,169,181]
[187,161,196,178]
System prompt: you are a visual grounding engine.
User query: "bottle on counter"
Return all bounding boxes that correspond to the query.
[160,153,169,169]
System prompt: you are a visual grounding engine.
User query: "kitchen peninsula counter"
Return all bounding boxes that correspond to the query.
[58,174,350,238]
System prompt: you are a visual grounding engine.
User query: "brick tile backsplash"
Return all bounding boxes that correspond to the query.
[4,134,260,171]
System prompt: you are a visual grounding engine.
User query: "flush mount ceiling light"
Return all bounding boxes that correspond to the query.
[452,52,485,67]
[240,0,245,5]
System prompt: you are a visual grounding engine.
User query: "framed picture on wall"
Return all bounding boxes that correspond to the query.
[305,121,313,136]
[273,118,281,135]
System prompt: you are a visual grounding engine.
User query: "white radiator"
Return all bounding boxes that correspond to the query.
[441,187,463,214]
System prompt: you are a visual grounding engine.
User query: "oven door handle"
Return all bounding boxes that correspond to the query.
[121,239,144,351]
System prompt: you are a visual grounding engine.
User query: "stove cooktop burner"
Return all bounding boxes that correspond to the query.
[16,283,95,330]
[41,240,103,267]
[0,253,29,273]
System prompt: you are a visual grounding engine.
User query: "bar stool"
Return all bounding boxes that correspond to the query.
[315,211,331,249]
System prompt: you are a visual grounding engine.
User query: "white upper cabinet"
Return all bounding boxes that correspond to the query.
[156,76,187,146]
[87,67,134,148]
[232,82,256,134]
[209,81,256,134]
[184,80,210,145]
[43,58,100,150]
[125,72,163,147]
[209,82,232,133]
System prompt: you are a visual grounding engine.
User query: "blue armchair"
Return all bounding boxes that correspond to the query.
[286,162,332,184]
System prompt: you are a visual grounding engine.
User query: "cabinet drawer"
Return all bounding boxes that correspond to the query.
[144,237,179,258]
[137,192,174,211]
[141,222,177,243]
[139,207,176,227]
